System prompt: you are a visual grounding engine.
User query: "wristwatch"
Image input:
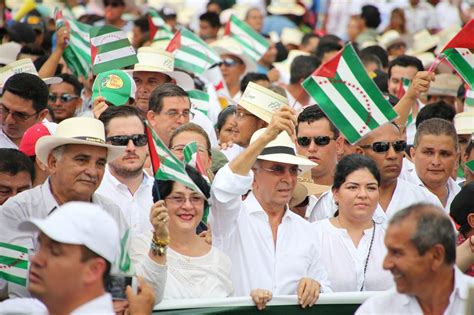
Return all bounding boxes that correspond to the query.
[150,236,170,256]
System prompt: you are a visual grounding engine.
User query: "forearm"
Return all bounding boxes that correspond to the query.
[393,93,416,126]
[38,50,63,78]
[229,133,272,175]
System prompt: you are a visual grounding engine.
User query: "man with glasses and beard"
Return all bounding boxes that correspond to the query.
[98,106,153,235]
[0,73,49,149]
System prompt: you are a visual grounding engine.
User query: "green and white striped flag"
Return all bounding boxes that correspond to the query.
[224,15,269,62]
[443,48,474,89]
[465,87,474,109]
[302,43,398,144]
[188,89,210,116]
[467,160,474,173]
[0,242,29,286]
[90,25,138,75]
[144,121,205,197]
[54,9,92,78]
[148,10,173,42]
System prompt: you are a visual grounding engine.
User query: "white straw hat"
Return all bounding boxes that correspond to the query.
[133,47,194,91]
[267,0,306,16]
[0,42,21,65]
[454,112,474,135]
[239,82,288,123]
[19,202,120,263]
[250,128,317,173]
[211,36,257,73]
[35,117,125,165]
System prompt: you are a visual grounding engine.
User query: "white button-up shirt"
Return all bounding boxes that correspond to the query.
[96,167,154,235]
[0,128,17,149]
[210,164,331,296]
[355,267,474,315]
[313,219,394,292]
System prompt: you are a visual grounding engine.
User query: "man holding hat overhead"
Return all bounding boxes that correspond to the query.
[211,105,330,310]
[0,117,128,298]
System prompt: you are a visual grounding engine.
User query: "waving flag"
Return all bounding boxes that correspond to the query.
[224,14,269,62]
[145,122,205,197]
[148,10,173,42]
[183,141,210,183]
[90,25,138,75]
[465,87,474,110]
[302,43,398,144]
[188,89,211,116]
[0,242,28,286]
[439,19,474,89]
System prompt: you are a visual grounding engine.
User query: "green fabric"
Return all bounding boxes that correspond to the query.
[91,70,133,106]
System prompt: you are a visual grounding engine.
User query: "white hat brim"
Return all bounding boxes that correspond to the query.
[132,66,194,91]
[257,153,317,174]
[36,136,125,165]
[212,46,257,73]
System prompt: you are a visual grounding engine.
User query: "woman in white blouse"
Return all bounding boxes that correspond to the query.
[131,165,233,299]
[313,154,393,292]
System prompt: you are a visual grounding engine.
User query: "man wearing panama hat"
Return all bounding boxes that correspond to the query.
[211,105,330,310]
[0,117,128,298]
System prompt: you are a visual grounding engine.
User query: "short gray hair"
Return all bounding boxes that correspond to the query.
[51,145,67,161]
[389,203,456,264]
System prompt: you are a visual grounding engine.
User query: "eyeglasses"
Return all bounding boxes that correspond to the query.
[235,111,256,120]
[257,165,302,176]
[165,195,205,206]
[48,93,79,103]
[162,110,194,120]
[359,140,407,153]
[297,136,336,147]
[0,105,38,122]
[106,134,148,146]
[217,58,243,68]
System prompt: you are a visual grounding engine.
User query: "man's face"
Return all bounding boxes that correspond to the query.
[234,105,262,148]
[1,91,45,143]
[253,160,298,208]
[388,65,419,96]
[383,220,434,294]
[170,131,211,170]
[412,134,458,189]
[49,144,107,202]
[458,134,471,162]
[133,71,171,112]
[219,54,246,88]
[0,171,32,205]
[104,0,125,23]
[358,124,404,184]
[296,119,340,182]
[464,147,474,185]
[301,37,319,54]
[147,96,190,146]
[29,233,98,303]
[132,26,144,48]
[261,41,277,65]
[48,82,81,123]
[106,116,148,178]
[199,20,218,41]
[245,9,263,33]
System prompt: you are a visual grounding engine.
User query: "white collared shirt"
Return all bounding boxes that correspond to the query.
[210,164,331,296]
[313,219,393,292]
[71,293,114,314]
[0,128,18,149]
[96,167,154,235]
[355,267,474,315]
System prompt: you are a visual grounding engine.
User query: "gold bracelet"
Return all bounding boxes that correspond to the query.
[152,236,170,247]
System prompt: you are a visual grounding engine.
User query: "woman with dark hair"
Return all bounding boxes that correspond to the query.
[313,154,393,292]
[215,105,237,145]
[131,165,233,299]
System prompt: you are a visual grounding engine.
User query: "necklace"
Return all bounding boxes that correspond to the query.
[360,220,376,291]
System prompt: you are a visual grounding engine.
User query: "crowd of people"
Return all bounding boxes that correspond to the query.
[0,0,473,314]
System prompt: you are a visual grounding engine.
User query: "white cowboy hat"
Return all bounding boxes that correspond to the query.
[250,128,317,173]
[239,81,288,123]
[35,117,125,165]
[281,27,303,46]
[132,47,194,91]
[406,29,439,56]
[267,0,306,16]
[428,73,462,97]
[454,111,474,135]
[211,36,257,73]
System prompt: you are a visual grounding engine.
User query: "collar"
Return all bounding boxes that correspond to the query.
[71,293,114,314]
[42,179,60,215]
[104,166,154,189]
[244,191,293,221]
[0,128,18,148]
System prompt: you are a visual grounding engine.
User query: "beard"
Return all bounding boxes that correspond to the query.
[109,156,145,179]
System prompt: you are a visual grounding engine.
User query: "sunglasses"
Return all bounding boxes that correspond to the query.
[104,1,124,7]
[217,58,242,68]
[359,140,407,153]
[48,93,79,103]
[106,134,148,146]
[297,136,335,147]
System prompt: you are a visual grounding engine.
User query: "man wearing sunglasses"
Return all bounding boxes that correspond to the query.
[0,73,49,149]
[98,105,153,235]
[96,0,133,33]
[48,74,83,123]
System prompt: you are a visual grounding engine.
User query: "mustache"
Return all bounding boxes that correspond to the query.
[77,175,98,184]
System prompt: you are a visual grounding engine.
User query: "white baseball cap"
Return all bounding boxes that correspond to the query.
[19,202,120,263]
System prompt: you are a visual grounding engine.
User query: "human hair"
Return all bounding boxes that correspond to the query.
[152,164,210,207]
[414,118,458,151]
[0,149,35,181]
[51,145,67,162]
[415,101,456,128]
[296,105,340,138]
[199,12,220,28]
[99,105,144,136]
[148,83,189,113]
[2,73,49,112]
[389,203,456,264]
[290,55,321,84]
[360,45,389,69]
[133,15,149,33]
[301,33,319,47]
[360,53,382,70]
[361,5,381,28]
[56,73,83,96]
[315,41,342,60]
[169,122,211,156]
[80,246,111,287]
[216,105,236,134]
[333,154,381,189]
[388,55,423,79]
[240,72,270,92]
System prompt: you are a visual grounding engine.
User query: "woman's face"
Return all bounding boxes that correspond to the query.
[165,182,205,232]
[218,114,237,144]
[333,168,379,223]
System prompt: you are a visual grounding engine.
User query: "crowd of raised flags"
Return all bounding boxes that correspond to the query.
[0,0,473,313]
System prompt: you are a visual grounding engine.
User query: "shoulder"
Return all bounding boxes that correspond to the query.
[356,289,408,315]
